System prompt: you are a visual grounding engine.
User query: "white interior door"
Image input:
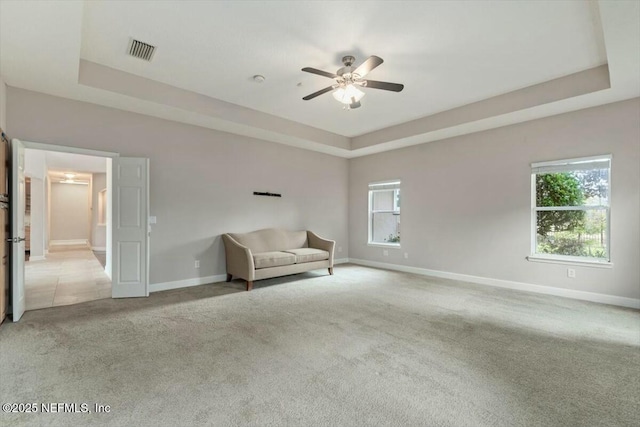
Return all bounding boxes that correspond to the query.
[112,157,149,298]
[11,139,26,321]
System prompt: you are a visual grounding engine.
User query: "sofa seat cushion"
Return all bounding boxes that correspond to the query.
[253,251,296,269]
[283,248,330,264]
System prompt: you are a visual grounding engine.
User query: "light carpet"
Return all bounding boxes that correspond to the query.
[1,264,638,427]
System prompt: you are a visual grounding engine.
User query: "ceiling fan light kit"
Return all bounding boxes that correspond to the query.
[302,55,404,110]
[332,85,365,107]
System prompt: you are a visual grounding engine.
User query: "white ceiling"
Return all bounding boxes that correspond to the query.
[79,1,606,137]
[1,1,638,158]
[45,151,107,174]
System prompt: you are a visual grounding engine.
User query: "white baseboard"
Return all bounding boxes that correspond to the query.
[150,260,349,293]
[348,258,640,309]
[50,239,88,246]
[150,274,227,293]
[91,246,106,251]
[28,255,46,261]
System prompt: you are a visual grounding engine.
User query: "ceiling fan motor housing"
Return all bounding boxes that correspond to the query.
[337,55,357,77]
[342,55,355,66]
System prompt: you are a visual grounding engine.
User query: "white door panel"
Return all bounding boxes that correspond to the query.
[11,139,26,321]
[112,157,149,298]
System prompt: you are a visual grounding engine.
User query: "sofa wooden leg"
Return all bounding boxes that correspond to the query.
[328,267,333,275]
[246,281,253,291]
[226,273,232,282]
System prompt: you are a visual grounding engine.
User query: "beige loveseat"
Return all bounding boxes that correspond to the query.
[222,228,335,291]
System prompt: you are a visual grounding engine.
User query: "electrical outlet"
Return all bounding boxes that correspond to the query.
[383,249,389,256]
[404,252,409,259]
[338,246,342,253]
[567,268,575,278]
[195,260,200,269]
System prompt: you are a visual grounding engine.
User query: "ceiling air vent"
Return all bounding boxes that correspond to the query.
[128,39,156,61]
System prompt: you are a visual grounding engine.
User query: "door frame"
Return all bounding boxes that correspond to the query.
[22,141,119,159]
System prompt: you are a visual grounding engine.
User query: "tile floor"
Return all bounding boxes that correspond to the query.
[25,244,112,311]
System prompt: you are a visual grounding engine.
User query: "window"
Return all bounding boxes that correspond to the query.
[368,181,401,246]
[531,155,611,263]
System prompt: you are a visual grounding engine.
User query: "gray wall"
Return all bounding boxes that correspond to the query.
[91,173,107,249]
[7,88,349,285]
[349,98,640,300]
[50,182,90,241]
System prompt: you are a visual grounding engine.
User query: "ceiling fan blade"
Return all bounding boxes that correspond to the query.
[353,55,383,78]
[302,86,335,100]
[302,67,338,79]
[363,80,404,92]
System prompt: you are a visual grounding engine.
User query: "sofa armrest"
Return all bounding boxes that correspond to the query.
[222,234,255,281]
[307,231,336,266]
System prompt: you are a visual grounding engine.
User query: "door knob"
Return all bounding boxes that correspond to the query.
[6,237,26,243]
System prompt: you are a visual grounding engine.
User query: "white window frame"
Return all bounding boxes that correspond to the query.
[368,180,401,248]
[393,188,400,211]
[528,155,612,266]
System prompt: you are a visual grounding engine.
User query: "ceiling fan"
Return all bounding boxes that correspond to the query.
[301,55,404,109]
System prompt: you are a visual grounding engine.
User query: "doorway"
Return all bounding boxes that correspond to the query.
[23,149,111,310]
[10,139,150,322]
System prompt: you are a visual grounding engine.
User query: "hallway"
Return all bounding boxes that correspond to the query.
[25,244,111,310]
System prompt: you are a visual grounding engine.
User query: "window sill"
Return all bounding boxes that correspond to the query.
[368,242,401,249]
[526,255,613,268]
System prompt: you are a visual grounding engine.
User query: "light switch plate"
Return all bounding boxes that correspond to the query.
[149,216,157,224]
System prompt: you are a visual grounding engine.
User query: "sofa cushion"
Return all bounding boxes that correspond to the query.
[253,251,296,269]
[283,248,330,264]
[229,229,308,253]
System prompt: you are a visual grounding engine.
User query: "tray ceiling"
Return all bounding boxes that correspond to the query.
[1,1,638,157]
